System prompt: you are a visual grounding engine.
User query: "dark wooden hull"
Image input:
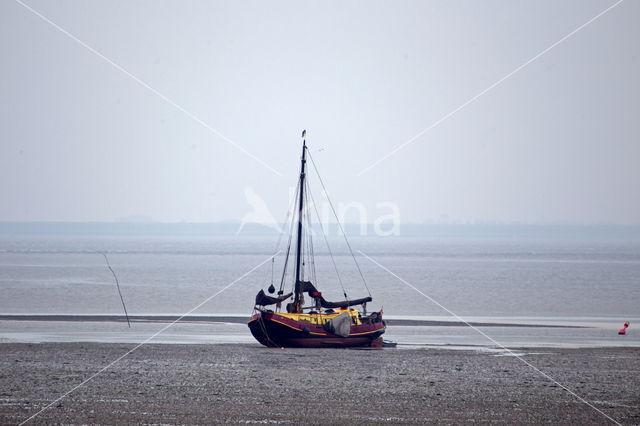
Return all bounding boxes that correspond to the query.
[248,312,386,348]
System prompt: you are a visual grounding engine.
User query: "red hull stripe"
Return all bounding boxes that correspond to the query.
[270,318,327,335]
[268,317,384,336]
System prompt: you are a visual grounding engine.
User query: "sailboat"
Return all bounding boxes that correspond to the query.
[248,132,386,348]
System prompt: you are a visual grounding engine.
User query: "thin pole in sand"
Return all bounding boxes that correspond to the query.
[101,253,131,328]
[18,252,280,425]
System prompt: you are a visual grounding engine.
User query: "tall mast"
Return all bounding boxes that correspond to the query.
[293,132,307,311]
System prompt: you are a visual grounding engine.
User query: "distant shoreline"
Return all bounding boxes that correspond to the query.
[2,221,640,241]
[0,314,585,328]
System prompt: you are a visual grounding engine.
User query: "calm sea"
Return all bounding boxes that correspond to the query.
[1,226,639,348]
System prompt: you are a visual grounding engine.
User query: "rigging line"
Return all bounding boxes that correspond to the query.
[275,179,300,253]
[309,190,317,286]
[307,150,372,297]
[259,316,277,347]
[281,178,302,298]
[278,182,300,296]
[101,253,131,328]
[270,258,274,287]
[302,190,308,283]
[278,238,293,301]
[303,200,311,285]
[300,213,305,283]
[304,179,317,286]
[298,185,305,284]
[264,180,298,287]
[307,180,349,301]
[308,191,317,286]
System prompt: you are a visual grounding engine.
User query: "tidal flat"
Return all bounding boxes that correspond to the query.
[1,343,639,424]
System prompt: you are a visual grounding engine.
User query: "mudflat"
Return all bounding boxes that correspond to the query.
[1,343,638,425]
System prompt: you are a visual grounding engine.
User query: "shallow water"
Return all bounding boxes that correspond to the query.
[1,319,638,349]
[1,235,638,348]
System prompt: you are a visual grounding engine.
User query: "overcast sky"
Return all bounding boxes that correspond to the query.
[1,0,638,224]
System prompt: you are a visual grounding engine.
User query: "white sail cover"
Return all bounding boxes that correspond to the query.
[326,312,351,337]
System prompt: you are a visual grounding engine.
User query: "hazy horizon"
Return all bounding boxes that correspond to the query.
[3,221,640,243]
[2,218,640,226]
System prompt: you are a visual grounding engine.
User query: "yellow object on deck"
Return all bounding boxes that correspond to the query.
[276,309,362,326]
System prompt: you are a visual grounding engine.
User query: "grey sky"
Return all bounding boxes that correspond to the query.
[1,0,638,224]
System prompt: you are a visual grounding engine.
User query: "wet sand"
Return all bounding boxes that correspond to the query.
[1,343,638,425]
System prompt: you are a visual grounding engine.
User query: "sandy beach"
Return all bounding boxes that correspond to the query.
[1,343,638,425]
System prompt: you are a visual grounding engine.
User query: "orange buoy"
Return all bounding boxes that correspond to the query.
[618,321,630,335]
